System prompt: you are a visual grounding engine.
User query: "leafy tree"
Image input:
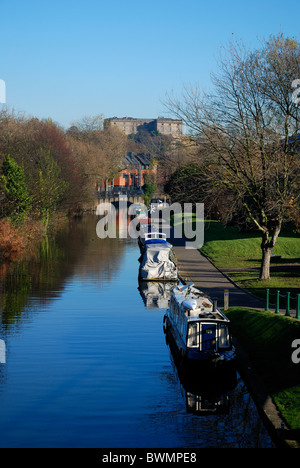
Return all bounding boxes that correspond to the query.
[36,150,69,226]
[142,181,157,206]
[0,155,31,222]
[165,164,203,204]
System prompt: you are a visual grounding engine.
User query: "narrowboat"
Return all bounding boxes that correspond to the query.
[163,282,236,368]
[138,231,178,282]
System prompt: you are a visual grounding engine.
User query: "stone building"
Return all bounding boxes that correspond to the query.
[104,117,182,137]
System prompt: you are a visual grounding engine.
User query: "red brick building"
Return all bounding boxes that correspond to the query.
[101,152,157,192]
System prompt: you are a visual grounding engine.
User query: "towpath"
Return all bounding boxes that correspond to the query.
[173,243,265,310]
[166,227,265,310]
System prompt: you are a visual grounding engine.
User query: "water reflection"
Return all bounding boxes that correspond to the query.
[165,325,237,416]
[0,215,128,330]
[162,332,272,447]
[138,281,174,309]
[0,215,274,448]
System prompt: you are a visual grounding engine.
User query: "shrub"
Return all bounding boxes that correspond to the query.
[0,219,26,261]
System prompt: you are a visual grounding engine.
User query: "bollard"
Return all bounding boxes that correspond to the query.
[275,290,280,314]
[265,288,269,311]
[297,294,300,320]
[224,289,229,311]
[286,292,290,316]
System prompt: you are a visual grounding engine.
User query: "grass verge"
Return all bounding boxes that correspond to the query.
[226,307,300,431]
[172,216,300,304]
[200,220,300,268]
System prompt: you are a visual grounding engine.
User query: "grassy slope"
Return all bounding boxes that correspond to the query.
[199,220,300,309]
[200,220,300,268]
[226,308,300,430]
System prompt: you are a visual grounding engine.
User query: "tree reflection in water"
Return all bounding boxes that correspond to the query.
[0,215,128,329]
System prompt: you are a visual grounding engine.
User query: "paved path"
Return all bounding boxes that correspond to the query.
[173,244,265,309]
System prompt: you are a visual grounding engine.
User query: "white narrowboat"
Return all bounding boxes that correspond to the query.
[138,231,178,282]
[163,283,235,367]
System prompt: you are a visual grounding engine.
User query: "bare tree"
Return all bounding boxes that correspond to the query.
[165,34,300,279]
[67,123,128,194]
[70,114,104,132]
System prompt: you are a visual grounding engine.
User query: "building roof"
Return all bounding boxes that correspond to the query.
[125,152,152,167]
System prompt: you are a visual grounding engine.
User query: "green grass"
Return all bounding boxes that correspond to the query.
[173,216,300,296]
[226,307,300,430]
[200,220,300,269]
[172,216,300,269]
[199,220,300,306]
[228,270,300,309]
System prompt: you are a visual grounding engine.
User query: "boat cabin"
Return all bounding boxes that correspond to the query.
[165,283,234,360]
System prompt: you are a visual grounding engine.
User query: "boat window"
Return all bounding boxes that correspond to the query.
[187,323,198,347]
[218,324,230,348]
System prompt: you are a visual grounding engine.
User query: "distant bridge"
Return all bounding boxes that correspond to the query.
[97,193,144,205]
[91,189,145,213]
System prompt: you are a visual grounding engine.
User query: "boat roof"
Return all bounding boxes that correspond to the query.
[145,242,173,251]
[144,231,166,240]
[139,225,159,237]
[171,282,229,322]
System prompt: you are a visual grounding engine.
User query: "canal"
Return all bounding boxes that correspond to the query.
[0,215,273,448]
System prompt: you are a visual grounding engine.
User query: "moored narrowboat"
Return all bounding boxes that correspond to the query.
[163,283,236,368]
[138,231,178,282]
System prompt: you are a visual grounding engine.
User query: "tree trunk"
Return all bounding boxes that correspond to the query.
[260,244,272,280]
[259,221,282,280]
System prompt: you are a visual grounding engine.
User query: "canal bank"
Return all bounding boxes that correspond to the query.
[171,242,300,449]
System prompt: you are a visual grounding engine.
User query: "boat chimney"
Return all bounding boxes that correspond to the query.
[213,298,217,312]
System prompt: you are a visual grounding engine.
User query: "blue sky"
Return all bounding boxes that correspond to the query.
[0,0,299,128]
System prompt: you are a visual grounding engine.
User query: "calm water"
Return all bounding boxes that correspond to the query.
[0,215,273,448]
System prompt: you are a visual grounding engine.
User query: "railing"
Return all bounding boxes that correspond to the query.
[265,288,300,319]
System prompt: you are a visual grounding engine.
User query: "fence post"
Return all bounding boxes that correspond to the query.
[265,289,269,311]
[224,289,229,311]
[285,292,290,317]
[296,294,300,320]
[275,290,280,314]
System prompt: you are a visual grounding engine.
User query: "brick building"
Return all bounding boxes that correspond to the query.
[101,152,157,192]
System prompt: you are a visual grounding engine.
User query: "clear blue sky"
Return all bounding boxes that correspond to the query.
[0,0,299,129]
